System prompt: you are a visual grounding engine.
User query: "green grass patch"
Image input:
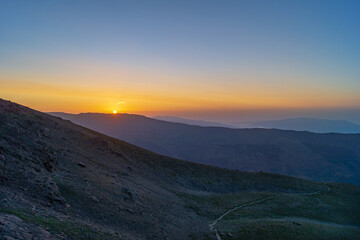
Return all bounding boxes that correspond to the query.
[216,219,360,240]
[54,176,78,198]
[178,188,360,240]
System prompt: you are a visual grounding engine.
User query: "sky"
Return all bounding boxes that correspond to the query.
[1,0,360,123]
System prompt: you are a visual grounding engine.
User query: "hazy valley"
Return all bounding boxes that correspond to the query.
[244,118,360,134]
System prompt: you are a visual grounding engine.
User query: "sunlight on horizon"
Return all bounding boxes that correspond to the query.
[1,0,359,123]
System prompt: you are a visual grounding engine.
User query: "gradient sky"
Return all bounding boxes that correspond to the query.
[1,0,360,123]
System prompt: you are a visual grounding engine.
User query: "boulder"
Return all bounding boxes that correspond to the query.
[77,162,86,168]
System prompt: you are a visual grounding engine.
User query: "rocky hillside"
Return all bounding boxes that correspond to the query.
[1,99,360,240]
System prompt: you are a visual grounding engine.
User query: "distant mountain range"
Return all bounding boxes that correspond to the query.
[154,116,360,133]
[244,117,360,133]
[50,112,360,185]
[154,116,237,128]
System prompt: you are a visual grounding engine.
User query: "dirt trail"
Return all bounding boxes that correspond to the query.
[209,190,323,240]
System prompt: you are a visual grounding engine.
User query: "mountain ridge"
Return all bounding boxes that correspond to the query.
[153,116,237,128]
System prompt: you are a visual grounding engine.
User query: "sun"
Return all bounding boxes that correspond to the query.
[113,110,117,114]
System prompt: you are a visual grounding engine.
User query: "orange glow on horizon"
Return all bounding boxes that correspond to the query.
[1,64,359,115]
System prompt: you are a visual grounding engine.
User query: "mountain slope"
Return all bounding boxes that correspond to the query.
[50,112,360,185]
[1,100,360,239]
[247,117,360,133]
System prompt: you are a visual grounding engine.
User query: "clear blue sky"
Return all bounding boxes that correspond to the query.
[1,0,360,123]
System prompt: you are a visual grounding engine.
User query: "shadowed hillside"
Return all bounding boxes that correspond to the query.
[1,99,359,240]
[50,112,360,185]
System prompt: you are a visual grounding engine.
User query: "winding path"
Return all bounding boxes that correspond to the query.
[209,190,323,240]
